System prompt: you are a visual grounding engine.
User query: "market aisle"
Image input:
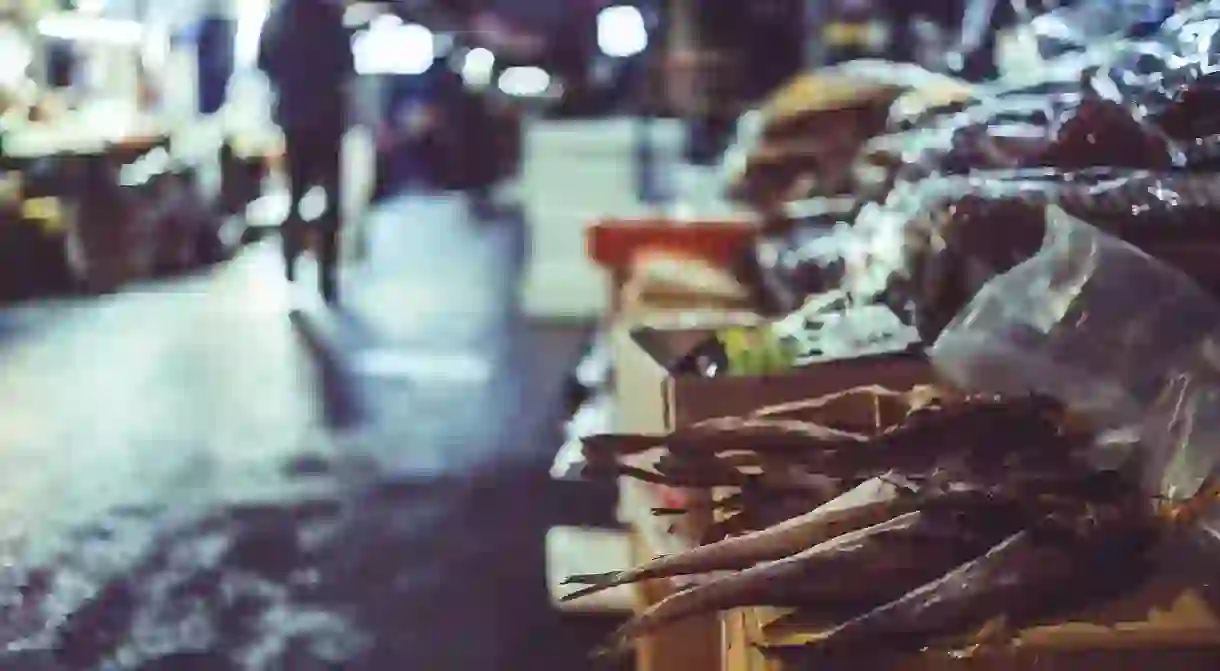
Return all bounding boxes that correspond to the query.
[0,193,605,669]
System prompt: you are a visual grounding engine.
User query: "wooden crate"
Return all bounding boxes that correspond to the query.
[631,530,721,671]
[714,387,1220,670]
[723,573,1220,670]
[723,608,781,671]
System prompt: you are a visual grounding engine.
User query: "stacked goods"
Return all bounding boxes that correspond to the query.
[731,198,859,314]
[724,2,1220,359]
[852,169,1220,339]
[567,387,1220,665]
[570,3,1220,667]
[724,61,976,210]
[621,251,756,314]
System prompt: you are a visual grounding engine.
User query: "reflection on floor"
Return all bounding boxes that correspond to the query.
[0,192,621,669]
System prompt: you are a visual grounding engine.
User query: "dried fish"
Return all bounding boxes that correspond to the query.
[599,499,1026,655]
[751,384,952,431]
[603,464,739,489]
[802,395,1086,480]
[666,417,869,454]
[573,386,1175,664]
[563,477,912,595]
[588,394,1078,487]
[803,514,1157,655]
[580,433,667,457]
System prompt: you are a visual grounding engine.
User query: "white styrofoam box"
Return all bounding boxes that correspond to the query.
[545,526,634,614]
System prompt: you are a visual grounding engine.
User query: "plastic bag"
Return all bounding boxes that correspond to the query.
[773,301,921,365]
[572,330,613,395]
[846,169,1220,340]
[885,12,1220,177]
[1026,0,1174,59]
[1087,3,1220,140]
[856,98,1059,195]
[737,204,857,313]
[860,92,1179,195]
[551,392,616,481]
[929,205,1220,500]
[939,97,1178,173]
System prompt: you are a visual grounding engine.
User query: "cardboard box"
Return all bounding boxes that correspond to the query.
[725,582,1220,671]
[612,320,937,671]
[632,531,722,671]
[612,313,770,586]
[613,319,934,536]
[613,322,934,437]
[586,217,758,317]
[546,526,633,615]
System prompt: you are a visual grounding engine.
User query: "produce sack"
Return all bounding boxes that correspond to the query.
[860,84,1186,198]
[858,92,1080,192]
[1024,0,1176,60]
[848,169,1220,340]
[889,50,1111,133]
[930,205,1220,502]
[756,61,973,141]
[879,6,1220,180]
[724,62,973,207]
[908,95,1176,185]
[1089,2,1220,140]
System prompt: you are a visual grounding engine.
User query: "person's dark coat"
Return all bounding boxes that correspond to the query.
[257,0,354,131]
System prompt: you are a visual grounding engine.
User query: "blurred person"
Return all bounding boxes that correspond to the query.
[374,57,462,197]
[257,0,353,304]
[197,12,235,116]
[376,47,512,219]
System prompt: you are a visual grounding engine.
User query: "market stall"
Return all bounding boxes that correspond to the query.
[553,2,1220,669]
[0,106,244,300]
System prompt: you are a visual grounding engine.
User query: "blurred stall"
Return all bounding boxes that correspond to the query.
[548,2,1220,670]
[0,1,251,302]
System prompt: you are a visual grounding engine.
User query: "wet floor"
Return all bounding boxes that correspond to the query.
[0,194,618,670]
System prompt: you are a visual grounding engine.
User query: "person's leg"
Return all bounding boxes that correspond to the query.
[282,130,309,282]
[316,129,344,304]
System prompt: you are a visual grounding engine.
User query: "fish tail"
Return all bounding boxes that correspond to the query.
[562,571,621,586]
[605,620,643,652]
[582,433,664,455]
[589,638,631,664]
[614,465,673,485]
[560,579,625,603]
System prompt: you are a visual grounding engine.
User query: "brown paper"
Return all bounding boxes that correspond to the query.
[750,384,953,433]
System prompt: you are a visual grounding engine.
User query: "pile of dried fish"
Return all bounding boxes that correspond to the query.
[569,386,1211,660]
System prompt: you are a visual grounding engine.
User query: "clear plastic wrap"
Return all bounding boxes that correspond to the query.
[944,97,1177,173]
[772,302,921,365]
[875,3,1218,190]
[1026,0,1173,59]
[736,203,857,313]
[855,99,1053,197]
[859,92,1181,196]
[573,330,613,394]
[1089,3,1220,140]
[847,169,1091,320]
[846,169,1220,340]
[551,392,616,481]
[929,206,1220,500]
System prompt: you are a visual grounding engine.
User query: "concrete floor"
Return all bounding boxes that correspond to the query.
[0,191,618,669]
